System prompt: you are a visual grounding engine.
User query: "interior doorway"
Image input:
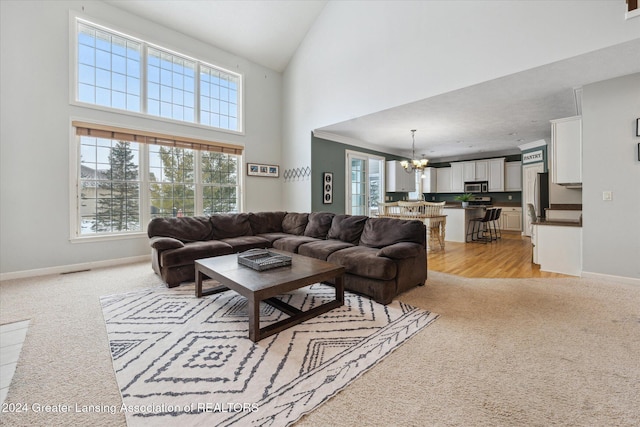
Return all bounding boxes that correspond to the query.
[345,150,385,216]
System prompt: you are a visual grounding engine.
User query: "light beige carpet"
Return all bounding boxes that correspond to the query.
[100,282,436,426]
[1,262,639,426]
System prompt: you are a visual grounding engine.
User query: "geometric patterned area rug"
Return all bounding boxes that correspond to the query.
[100,283,438,426]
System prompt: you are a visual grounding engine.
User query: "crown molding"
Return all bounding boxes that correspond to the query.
[312,130,406,156]
[518,139,547,151]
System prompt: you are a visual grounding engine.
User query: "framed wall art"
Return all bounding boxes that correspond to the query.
[247,163,279,178]
[323,172,333,204]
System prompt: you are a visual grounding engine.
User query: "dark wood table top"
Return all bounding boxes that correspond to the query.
[195,250,345,298]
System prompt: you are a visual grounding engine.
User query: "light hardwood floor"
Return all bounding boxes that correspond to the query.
[427,231,568,278]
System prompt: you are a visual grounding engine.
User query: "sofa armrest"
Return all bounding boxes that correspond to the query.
[376,242,422,259]
[150,236,185,250]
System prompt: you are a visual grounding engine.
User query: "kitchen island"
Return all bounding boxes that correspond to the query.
[532,218,582,276]
[443,205,486,242]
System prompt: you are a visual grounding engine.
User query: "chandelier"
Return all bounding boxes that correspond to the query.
[400,129,428,173]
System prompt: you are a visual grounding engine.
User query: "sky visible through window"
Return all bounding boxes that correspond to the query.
[78,23,141,112]
[76,21,240,132]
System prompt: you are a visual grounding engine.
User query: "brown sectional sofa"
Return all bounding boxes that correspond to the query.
[148,211,427,304]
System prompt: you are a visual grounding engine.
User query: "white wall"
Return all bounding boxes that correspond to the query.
[549,184,583,205]
[582,73,640,279]
[0,0,282,275]
[283,0,640,211]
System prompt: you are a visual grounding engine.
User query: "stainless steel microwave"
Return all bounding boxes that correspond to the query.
[464,181,488,193]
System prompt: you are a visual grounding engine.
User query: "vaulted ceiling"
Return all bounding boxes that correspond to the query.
[106,1,640,160]
[105,0,327,72]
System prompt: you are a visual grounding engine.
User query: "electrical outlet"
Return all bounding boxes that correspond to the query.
[603,191,613,201]
[508,195,512,200]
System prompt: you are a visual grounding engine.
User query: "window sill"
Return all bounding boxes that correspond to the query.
[69,100,245,137]
[70,231,147,244]
[626,9,640,20]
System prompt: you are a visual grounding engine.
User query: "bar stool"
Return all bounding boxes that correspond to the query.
[491,208,502,240]
[467,209,494,243]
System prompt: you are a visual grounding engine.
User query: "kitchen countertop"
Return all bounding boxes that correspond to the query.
[547,204,583,210]
[532,218,582,227]
[444,202,521,209]
[444,204,488,210]
[493,202,522,207]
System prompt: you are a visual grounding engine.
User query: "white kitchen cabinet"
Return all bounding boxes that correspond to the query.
[532,224,538,264]
[421,167,437,193]
[461,160,488,182]
[488,158,505,192]
[475,160,489,181]
[463,162,475,182]
[436,167,451,193]
[504,161,522,191]
[451,162,464,192]
[498,207,522,231]
[550,116,582,185]
[448,157,509,192]
[385,161,416,192]
[535,224,582,276]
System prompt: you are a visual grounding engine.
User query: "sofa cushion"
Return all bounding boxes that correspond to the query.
[148,216,213,242]
[272,236,319,253]
[376,242,423,259]
[220,236,271,253]
[161,240,234,268]
[149,236,185,250]
[298,239,354,260]
[327,215,368,244]
[327,246,397,281]
[210,213,253,239]
[303,212,335,238]
[359,217,426,248]
[248,211,286,234]
[256,232,293,244]
[282,213,309,235]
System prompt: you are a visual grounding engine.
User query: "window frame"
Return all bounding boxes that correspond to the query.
[69,12,244,135]
[69,122,244,243]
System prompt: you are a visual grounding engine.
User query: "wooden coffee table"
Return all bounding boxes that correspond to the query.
[195,251,345,342]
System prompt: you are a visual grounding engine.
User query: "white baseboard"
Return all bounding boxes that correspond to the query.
[0,255,151,282]
[581,271,640,286]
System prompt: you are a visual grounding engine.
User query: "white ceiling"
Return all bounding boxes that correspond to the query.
[106,1,640,160]
[105,0,328,72]
[318,38,640,161]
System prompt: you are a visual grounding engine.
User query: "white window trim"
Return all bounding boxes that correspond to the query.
[626,8,640,20]
[344,150,386,216]
[68,119,244,243]
[68,10,244,135]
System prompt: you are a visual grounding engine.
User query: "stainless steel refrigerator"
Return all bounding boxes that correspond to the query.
[534,172,550,219]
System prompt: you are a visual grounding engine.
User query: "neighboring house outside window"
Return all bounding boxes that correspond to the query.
[72,17,244,240]
[80,137,141,234]
[75,123,243,238]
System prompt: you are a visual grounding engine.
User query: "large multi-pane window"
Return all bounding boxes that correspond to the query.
[149,146,196,218]
[200,65,239,130]
[147,48,196,122]
[77,23,141,111]
[75,19,241,132]
[80,137,141,233]
[76,124,242,237]
[202,152,239,215]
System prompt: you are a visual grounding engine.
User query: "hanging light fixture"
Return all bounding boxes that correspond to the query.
[400,129,428,173]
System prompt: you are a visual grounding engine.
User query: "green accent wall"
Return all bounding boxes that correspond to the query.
[311,135,526,212]
[521,144,548,172]
[311,135,404,213]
